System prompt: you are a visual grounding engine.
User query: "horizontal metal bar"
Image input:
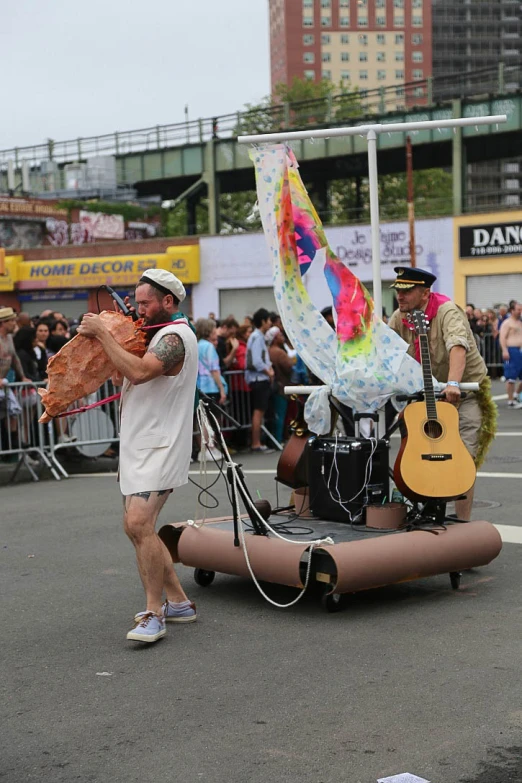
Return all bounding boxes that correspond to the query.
[238,115,507,145]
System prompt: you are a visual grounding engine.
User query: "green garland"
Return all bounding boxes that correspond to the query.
[474,376,497,469]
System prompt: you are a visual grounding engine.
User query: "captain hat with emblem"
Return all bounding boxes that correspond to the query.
[390,266,437,290]
[138,268,186,303]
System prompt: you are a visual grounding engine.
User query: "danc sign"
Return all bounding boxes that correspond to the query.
[459,220,522,259]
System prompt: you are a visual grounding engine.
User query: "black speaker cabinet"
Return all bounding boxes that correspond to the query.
[307,437,389,523]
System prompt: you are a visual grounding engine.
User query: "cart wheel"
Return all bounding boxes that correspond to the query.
[450,571,462,590]
[321,584,342,613]
[194,568,215,587]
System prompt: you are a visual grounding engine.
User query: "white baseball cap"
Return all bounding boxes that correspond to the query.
[139,268,186,303]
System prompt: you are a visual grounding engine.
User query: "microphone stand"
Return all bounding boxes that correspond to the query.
[201,399,268,541]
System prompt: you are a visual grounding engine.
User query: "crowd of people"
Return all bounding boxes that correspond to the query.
[2,295,520,464]
[0,306,83,461]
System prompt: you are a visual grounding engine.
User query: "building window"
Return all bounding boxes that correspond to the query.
[395,51,404,61]
[505,179,520,190]
[321,0,331,6]
[376,0,385,6]
[412,15,423,26]
[303,17,314,26]
[321,33,330,44]
[412,33,423,44]
[339,15,350,26]
[341,33,349,43]
[339,0,349,5]
[394,15,404,26]
[304,69,316,80]
[412,51,423,62]
[393,0,404,6]
[377,70,386,81]
[413,68,423,79]
[303,0,313,6]
[322,69,332,79]
[341,70,350,80]
[321,15,331,26]
[377,51,386,62]
[304,52,315,63]
[395,69,404,79]
[341,52,350,61]
[376,15,386,25]
[358,16,368,26]
[303,34,315,44]
[414,86,424,96]
[359,70,368,80]
[358,33,368,44]
[377,34,386,44]
[322,52,331,61]
[396,87,405,97]
[412,0,422,6]
[395,33,404,44]
[359,51,368,62]
[504,162,520,174]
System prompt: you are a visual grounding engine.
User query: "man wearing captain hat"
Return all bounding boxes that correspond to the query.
[78,268,199,644]
[388,266,495,523]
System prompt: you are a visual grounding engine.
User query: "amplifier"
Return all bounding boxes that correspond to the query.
[307,436,389,523]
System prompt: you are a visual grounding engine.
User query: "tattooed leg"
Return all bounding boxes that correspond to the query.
[122,490,186,612]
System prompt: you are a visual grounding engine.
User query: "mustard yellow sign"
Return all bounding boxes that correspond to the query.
[16,246,200,290]
[0,255,22,292]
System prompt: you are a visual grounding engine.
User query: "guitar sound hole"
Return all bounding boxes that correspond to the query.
[424,419,443,439]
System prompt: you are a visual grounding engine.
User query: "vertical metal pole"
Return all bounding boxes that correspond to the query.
[366,129,382,316]
[406,135,416,267]
[498,62,505,94]
[205,140,220,235]
[452,99,463,216]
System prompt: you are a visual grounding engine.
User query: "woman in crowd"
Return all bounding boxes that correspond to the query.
[195,318,227,460]
[34,321,51,365]
[228,323,252,449]
[265,326,296,444]
[13,327,46,382]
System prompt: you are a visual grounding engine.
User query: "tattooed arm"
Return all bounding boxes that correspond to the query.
[77,313,185,385]
[149,333,185,373]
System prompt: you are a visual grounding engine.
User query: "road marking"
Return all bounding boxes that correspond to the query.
[494,524,522,544]
[74,468,522,479]
[477,471,522,478]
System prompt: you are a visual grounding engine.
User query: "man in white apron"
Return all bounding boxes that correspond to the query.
[78,268,198,644]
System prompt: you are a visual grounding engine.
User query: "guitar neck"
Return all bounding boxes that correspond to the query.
[419,334,437,419]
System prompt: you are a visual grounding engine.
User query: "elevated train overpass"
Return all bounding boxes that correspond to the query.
[2,67,522,233]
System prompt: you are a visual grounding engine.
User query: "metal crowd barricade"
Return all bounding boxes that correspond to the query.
[479,333,503,376]
[2,372,284,482]
[0,381,61,482]
[212,370,282,450]
[46,380,121,477]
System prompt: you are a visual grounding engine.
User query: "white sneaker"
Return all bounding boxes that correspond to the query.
[58,433,78,444]
[508,400,516,407]
[198,446,221,462]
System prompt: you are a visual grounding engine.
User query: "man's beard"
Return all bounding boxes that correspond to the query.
[143,307,172,344]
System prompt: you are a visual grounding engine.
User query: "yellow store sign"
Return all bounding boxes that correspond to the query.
[0,255,22,292]
[16,245,200,290]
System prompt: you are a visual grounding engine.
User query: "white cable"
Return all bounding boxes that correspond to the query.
[191,402,334,609]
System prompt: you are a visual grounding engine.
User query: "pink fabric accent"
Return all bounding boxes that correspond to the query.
[401,292,451,363]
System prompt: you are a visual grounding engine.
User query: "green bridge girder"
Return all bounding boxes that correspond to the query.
[115,96,522,232]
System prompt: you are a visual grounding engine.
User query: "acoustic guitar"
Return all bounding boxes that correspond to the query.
[393,309,476,502]
[276,398,309,489]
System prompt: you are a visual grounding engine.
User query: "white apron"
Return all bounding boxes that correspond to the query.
[118,322,198,495]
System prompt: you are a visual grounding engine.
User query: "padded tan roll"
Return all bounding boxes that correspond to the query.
[172,525,311,587]
[323,520,502,594]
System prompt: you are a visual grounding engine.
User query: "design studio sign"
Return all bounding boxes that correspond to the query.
[459,220,522,259]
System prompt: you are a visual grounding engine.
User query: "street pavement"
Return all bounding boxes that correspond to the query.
[1,382,521,783]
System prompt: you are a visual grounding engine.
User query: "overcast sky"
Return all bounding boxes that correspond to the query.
[1,0,270,151]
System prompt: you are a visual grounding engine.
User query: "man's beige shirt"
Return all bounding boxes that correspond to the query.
[388,301,487,384]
